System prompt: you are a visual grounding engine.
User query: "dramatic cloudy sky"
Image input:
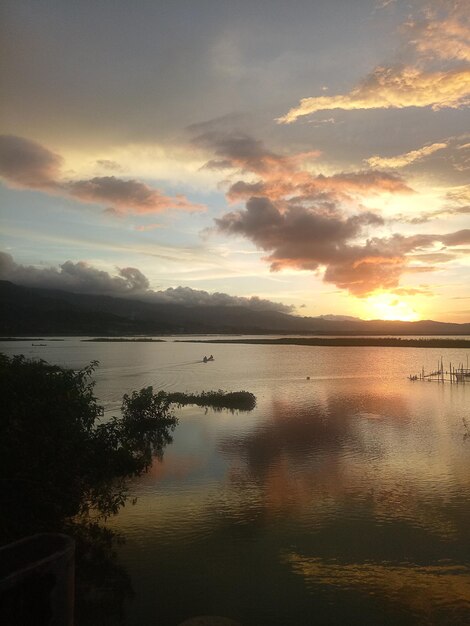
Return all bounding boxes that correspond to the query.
[1,0,469,321]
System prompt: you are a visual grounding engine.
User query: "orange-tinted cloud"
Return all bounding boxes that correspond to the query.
[196,130,412,206]
[366,142,448,169]
[195,131,422,296]
[405,3,470,64]
[0,135,205,215]
[196,130,321,176]
[279,4,470,123]
[216,194,470,295]
[278,65,470,123]
[66,177,204,215]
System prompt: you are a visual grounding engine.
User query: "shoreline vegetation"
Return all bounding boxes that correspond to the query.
[179,337,470,349]
[0,337,65,341]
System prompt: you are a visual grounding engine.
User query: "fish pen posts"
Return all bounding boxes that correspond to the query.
[409,358,470,384]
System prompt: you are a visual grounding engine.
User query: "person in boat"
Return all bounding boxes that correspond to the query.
[203,356,208,362]
[208,354,214,361]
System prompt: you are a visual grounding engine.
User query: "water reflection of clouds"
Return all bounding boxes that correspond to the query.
[219,392,469,539]
[285,553,470,623]
[141,453,204,483]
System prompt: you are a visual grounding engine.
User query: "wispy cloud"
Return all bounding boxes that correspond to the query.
[195,130,412,205]
[278,4,470,123]
[393,184,470,223]
[134,223,163,232]
[0,135,205,215]
[404,3,470,64]
[277,66,470,123]
[366,142,448,169]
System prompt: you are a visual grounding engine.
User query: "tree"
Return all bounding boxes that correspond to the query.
[0,353,177,541]
[0,354,178,624]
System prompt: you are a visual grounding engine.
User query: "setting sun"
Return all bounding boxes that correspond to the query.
[363,294,420,322]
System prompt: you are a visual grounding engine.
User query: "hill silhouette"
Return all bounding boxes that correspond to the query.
[1,280,469,336]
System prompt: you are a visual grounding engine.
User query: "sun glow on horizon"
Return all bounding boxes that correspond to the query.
[362,294,420,322]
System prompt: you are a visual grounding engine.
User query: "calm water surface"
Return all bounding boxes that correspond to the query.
[2,338,470,625]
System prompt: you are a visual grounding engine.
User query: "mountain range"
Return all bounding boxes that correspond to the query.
[1,280,469,336]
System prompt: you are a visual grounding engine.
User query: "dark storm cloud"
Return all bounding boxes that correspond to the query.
[0,135,204,214]
[0,251,293,312]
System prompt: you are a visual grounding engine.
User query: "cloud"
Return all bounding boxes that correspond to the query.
[0,252,149,294]
[65,176,204,215]
[366,142,448,169]
[226,170,412,204]
[0,251,294,313]
[215,197,401,296]
[405,4,470,64]
[0,135,62,189]
[278,66,470,123]
[195,130,321,175]
[392,286,433,296]
[278,5,470,123]
[192,129,460,296]
[0,135,204,215]
[147,285,294,313]
[134,223,163,232]
[215,197,470,296]
[96,159,123,171]
[192,127,469,295]
[393,184,470,223]
[195,130,412,205]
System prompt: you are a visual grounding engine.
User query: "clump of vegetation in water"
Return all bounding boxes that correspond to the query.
[166,390,256,412]
[0,353,177,623]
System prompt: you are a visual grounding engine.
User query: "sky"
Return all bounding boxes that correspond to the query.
[0,0,469,322]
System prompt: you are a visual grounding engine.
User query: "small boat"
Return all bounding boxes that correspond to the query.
[203,355,215,362]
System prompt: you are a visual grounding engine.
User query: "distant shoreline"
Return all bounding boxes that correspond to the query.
[1,335,470,347]
[178,337,470,348]
[81,337,166,342]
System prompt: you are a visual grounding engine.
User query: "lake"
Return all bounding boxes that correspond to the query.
[2,338,470,625]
